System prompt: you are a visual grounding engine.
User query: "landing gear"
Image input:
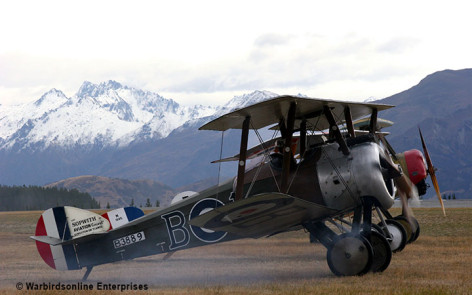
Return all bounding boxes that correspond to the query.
[409,217,420,243]
[394,215,420,243]
[304,197,394,276]
[327,233,373,276]
[304,196,423,277]
[378,219,407,253]
[362,230,391,272]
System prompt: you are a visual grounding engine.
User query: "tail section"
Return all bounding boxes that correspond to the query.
[34,206,109,270]
[32,206,144,271]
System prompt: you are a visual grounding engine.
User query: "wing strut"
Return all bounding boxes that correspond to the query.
[323,105,350,155]
[235,116,251,201]
[299,120,307,158]
[344,106,355,138]
[369,108,378,133]
[281,102,297,193]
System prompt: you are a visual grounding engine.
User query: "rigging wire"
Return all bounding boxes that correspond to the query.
[287,115,323,192]
[244,123,281,198]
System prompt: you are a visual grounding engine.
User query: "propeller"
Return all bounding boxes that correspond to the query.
[419,128,446,216]
[378,134,417,230]
[395,172,418,228]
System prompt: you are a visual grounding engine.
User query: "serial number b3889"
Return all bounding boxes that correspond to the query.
[113,231,146,249]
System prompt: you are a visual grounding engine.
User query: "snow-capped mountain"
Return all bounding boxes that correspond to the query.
[218,90,278,113]
[0,82,280,186]
[1,69,469,201]
[0,81,219,151]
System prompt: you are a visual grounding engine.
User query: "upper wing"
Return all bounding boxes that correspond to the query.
[200,95,393,131]
[188,192,337,238]
[353,117,394,130]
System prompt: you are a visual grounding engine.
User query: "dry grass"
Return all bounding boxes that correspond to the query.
[0,208,471,294]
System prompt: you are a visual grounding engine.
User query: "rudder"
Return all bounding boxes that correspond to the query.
[33,206,110,270]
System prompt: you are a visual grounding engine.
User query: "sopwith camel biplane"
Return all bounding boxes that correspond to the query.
[31,95,445,279]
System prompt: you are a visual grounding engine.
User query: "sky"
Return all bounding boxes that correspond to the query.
[1,0,471,107]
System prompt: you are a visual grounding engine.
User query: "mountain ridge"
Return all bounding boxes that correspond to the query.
[376,68,472,198]
[45,175,175,208]
[0,80,219,151]
[0,69,471,201]
[0,84,277,186]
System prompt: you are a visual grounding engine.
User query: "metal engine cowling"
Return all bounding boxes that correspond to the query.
[317,142,396,210]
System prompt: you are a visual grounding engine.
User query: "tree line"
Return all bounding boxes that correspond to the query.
[127,198,159,208]
[0,185,100,211]
[442,193,456,200]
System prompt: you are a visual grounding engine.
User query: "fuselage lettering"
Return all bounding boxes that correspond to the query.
[189,198,227,243]
[161,211,190,250]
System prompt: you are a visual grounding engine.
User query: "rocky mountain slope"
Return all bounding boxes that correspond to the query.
[0,84,277,186]
[0,80,216,151]
[377,69,472,198]
[1,69,471,202]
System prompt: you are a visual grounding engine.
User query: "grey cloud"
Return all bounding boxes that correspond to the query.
[0,32,422,106]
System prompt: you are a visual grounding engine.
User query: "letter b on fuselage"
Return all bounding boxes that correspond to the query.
[161,211,190,250]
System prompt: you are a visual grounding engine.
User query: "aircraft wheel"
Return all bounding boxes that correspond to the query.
[393,216,413,243]
[327,233,373,276]
[393,215,421,243]
[361,231,392,273]
[410,217,420,243]
[378,219,407,253]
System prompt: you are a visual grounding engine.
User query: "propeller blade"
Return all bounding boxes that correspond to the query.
[430,172,445,216]
[379,133,419,229]
[419,128,446,216]
[379,133,417,230]
[394,174,418,232]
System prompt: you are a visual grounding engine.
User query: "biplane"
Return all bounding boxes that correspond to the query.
[31,95,445,279]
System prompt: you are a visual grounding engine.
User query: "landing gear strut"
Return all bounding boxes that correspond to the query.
[304,197,393,276]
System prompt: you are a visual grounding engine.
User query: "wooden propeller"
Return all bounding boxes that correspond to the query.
[379,134,417,230]
[419,128,446,216]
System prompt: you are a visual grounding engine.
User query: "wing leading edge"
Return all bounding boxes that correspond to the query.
[199,95,393,131]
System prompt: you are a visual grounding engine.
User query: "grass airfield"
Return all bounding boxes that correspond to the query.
[0,207,471,294]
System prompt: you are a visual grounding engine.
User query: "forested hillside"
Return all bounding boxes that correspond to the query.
[0,185,100,211]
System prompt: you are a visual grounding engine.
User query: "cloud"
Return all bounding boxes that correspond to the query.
[0,29,464,108]
[376,37,419,54]
[254,33,293,48]
[1,0,472,108]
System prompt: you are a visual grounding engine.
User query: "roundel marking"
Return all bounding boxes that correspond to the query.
[223,203,276,221]
[203,197,294,229]
[189,198,228,243]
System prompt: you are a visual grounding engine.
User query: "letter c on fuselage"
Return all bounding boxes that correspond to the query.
[189,198,227,243]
